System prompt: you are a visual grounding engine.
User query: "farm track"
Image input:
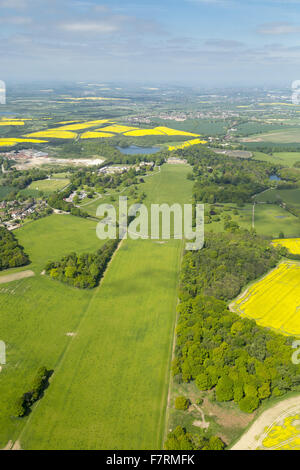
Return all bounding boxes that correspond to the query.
[231,395,300,450]
[0,270,35,284]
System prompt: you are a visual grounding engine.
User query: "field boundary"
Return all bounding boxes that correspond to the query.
[162,239,185,447]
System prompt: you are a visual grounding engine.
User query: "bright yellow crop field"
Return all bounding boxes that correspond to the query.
[80,131,115,139]
[154,126,200,137]
[261,415,300,450]
[0,121,25,126]
[168,138,207,151]
[124,126,200,137]
[232,262,300,336]
[1,118,32,121]
[99,124,138,134]
[124,128,167,136]
[57,119,114,130]
[272,238,300,255]
[24,130,77,139]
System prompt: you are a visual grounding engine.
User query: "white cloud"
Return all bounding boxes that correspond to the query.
[60,21,119,34]
[205,39,244,48]
[258,22,300,35]
[0,0,27,8]
[0,15,31,24]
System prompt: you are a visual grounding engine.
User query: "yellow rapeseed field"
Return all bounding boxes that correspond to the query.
[0,121,25,126]
[24,130,76,139]
[80,131,115,139]
[272,238,300,255]
[0,138,47,146]
[98,125,139,134]
[232,262,300,336]
[261,415,300,450]
[154,126,200,137]
[57,119,114,131]
[168,138,207,151]
[124,126,199,137]
[124,129,167,136]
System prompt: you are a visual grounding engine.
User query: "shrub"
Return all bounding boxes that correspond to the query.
[174,396,190,411]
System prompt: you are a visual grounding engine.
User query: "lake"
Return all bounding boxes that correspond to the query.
[269,174,282,181]
[117,145,160,155]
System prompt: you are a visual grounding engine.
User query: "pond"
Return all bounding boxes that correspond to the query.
[117,145,160,155]
[269,174,282,181]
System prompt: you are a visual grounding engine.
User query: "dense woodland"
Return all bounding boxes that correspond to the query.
[0,226,29,270]
[45,239,119,289]
[181,230,280,301]
[176,145,278,205]
[164,426,225,451]
[172,231,300,417]
[2,168,48,190]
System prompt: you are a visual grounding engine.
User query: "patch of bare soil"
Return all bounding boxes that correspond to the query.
[191,404,210,430]
[203,397,255,430]
[11,440,22,450]
[2,440,13,450]
[0,270,35,284]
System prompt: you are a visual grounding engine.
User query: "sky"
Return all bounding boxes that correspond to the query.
[1,0,300,86]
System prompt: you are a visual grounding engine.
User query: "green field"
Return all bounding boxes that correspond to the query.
[254,151,300,168]
[255,188,300,207]
[0,185,13,200]
[244,128,300,143]
[0,165,193,449]
[254,204,300,238]
[26,178,69,195]
[205,200,300,239]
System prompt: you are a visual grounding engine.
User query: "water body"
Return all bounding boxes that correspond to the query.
[117,145,160,155]
[269,174,282,181]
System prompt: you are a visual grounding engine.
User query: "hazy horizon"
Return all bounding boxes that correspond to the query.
[1,0,300,86]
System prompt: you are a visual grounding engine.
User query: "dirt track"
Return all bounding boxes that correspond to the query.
[0,270,35,284]
[231,395,300,450]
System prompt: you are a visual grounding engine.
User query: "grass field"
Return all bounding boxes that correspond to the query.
[255,188,300,208]
[231,262,300,336]
[203,201,300,238]
[24,178,70,195]
[254,151,300,167]
[0,214,105,447]
[1,165,193,449]
[254,204,300,238]
[243,128,300,143]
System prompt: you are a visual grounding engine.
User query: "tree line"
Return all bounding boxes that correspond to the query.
[0,226,29,270]
[15,367,52,417]
[45,239,119,289]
